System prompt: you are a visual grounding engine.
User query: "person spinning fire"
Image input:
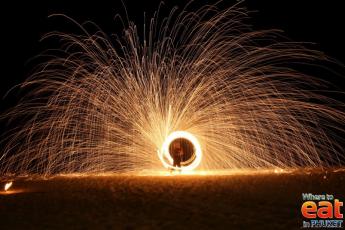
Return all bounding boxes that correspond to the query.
[171,141,184,171]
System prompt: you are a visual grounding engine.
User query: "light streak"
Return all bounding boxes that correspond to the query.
[0,3,344,175]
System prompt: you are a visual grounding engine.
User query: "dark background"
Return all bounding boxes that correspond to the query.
[0,0,344,119]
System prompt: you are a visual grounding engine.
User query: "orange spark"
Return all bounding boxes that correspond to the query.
[4,182,13,191]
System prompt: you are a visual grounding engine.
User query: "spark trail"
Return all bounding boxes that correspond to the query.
[1,3,344,175]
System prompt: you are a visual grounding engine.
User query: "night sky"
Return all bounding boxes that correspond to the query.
[1,0,344,123]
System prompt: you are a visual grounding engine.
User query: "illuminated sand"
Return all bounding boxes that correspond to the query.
[1,169,344,229]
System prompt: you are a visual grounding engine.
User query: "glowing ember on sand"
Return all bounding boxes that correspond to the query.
[4,182,13,191]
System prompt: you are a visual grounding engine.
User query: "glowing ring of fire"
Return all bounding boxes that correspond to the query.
[158,131,202,171]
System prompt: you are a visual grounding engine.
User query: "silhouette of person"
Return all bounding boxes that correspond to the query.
[171,141,184,169]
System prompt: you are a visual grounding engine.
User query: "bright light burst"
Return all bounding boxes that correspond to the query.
[0,2,344,175]
[158,131,202,171]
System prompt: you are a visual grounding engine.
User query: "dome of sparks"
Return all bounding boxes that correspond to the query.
[0,3,344,176]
